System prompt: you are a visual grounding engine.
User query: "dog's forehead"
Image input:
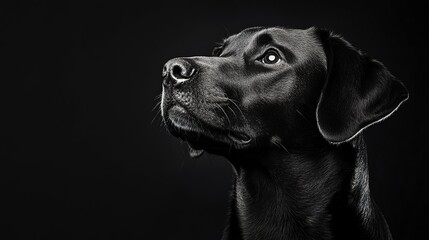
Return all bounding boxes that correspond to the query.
[223,27,325,63]
[221,27,264,51]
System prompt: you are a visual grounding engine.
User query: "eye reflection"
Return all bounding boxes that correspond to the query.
[261,49,281,64]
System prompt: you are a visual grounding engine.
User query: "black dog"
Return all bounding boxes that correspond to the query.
[160,27,408,240]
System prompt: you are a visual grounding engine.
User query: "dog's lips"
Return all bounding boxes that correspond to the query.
[228,132,252,145]
[167,105,203,132]
[165,104,252,148]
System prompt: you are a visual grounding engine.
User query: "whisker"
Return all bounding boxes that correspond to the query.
[296,109,311,124]
[152,101,161,111]
[151,109,161,125]
[216,103,231,127]
[226,105,238,120]
[227,98,246,122]
[154,94,162,100]
[274,141,290,154]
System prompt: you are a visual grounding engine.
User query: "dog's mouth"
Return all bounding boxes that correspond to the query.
[165,104,252,156]
[228,132,252,144]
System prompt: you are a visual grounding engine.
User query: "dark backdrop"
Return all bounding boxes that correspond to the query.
[1,0,428,239]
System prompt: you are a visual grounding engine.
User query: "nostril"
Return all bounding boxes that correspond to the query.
[172,65,184,79]
[171,64,196,80]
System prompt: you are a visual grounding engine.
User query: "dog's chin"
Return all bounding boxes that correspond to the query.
[164,105,252,157]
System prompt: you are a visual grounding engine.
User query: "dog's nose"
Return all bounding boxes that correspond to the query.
[162,58,196,87]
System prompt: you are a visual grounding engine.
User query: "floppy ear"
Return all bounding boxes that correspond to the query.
[315,29,409,144]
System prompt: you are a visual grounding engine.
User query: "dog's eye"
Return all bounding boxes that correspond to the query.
[261,50,281,64]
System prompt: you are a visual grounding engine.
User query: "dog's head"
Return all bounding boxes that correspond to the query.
[160,27,408,158]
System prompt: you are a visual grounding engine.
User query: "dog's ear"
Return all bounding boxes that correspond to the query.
[314,29,409,144]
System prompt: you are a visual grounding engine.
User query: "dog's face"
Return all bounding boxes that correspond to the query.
[161,27,408,157]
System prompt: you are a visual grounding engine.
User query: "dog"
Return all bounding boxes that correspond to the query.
[160,26,408,240]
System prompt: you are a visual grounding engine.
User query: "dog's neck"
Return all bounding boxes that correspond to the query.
[223,135,392,240]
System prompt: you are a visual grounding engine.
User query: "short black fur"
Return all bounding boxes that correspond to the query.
[160,26,408,240]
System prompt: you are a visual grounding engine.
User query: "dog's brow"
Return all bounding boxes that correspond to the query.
[254,33,274,46]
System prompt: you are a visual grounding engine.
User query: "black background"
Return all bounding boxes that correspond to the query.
[1,0,428,239]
